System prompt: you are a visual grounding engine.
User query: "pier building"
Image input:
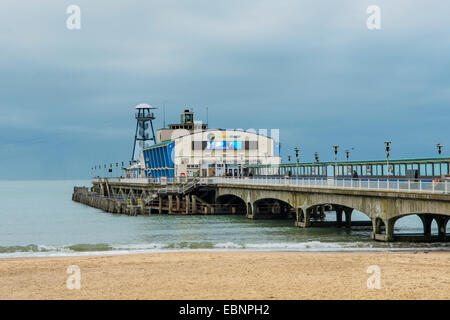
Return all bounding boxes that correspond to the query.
[140,109,281,178]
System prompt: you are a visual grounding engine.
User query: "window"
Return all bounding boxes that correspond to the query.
[420,164,426,176]
[442,163,449,175]
[434,163,441,176]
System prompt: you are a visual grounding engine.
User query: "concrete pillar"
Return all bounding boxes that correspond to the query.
[419,215,433,236]
[344,207,353,228]
[185,196,190,214]
[384,218,395,241]
[246,203,253,218]
[176,196,180,211]
[168,195,173,214]
[139,196,145,215]
[296,208,311,227]
[304,208,311,227]
[158,197,163,214]
[335,206,343,226]
[319,205,325,220]
[371,218,385,240]
[436,216,448,239]
[192,195,197,214]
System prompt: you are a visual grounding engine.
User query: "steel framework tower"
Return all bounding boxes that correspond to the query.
[131,104,157,161]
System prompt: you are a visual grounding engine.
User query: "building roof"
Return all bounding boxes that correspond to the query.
[142,140,173,150]
[136,103,154,109]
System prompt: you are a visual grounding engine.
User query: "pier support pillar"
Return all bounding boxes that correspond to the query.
[192,195,197,214]
[295,208,311,227]
[246,202,253,219]
[419,215,433,236]
[176,196,180,211]
[158,197,163,214]
[168,195,173,214]
[371,218,384,240]
[185,196,190,214]
[335,206,343,227]
[436,216,449,240]
[385,218,395,242]
[344,207,353,228]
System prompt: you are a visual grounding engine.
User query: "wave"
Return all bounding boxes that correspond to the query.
[0,241,449,258]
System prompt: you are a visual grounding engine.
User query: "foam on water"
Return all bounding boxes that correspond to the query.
[0,240,449,258]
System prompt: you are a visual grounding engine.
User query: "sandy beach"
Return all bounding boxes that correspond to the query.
[0,251,448,300]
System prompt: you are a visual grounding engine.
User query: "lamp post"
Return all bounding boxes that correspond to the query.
[437,143,443,156]
[384,141,391,183]
[333,145,339,178]
[294,147,299,179]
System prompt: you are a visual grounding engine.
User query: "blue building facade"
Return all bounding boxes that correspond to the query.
[142,140,175,178]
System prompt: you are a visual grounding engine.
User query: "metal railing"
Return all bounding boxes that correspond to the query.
[198,177,449,194]
[92,177,449,194]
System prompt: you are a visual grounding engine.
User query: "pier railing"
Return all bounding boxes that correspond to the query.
[199,177,449,194]
[92,177,449,194]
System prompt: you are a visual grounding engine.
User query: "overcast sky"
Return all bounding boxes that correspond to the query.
[0,0,449,179]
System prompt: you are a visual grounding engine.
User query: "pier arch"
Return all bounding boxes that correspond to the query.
[252,198,294,219]
[296,203,372,229]
[215,194,247,215]
[373,213,450,242]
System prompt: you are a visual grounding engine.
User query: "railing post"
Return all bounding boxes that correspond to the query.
[419,180,422,191]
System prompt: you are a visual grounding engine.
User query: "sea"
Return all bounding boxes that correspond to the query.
[0,180,448,258]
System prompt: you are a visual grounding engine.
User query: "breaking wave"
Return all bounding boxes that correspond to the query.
[0,240,448,258]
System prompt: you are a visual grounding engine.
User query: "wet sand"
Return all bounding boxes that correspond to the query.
[0,251,448,300]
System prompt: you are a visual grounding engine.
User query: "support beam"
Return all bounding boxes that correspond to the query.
[344,207,353,228]
[185,196,190,214]
[335,206,343,226]
[436,216,449,239]
[385,218,395,242]
[168,195,173,214]
[295,208,311,228]
[419,215,433,236]
[192,195,197,214]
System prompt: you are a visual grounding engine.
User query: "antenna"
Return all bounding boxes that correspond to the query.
[206,106,209,126]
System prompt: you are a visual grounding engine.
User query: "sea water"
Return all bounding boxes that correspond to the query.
[0,180,448,258]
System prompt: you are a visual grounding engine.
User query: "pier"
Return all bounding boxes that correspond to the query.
[73,175,450,242]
